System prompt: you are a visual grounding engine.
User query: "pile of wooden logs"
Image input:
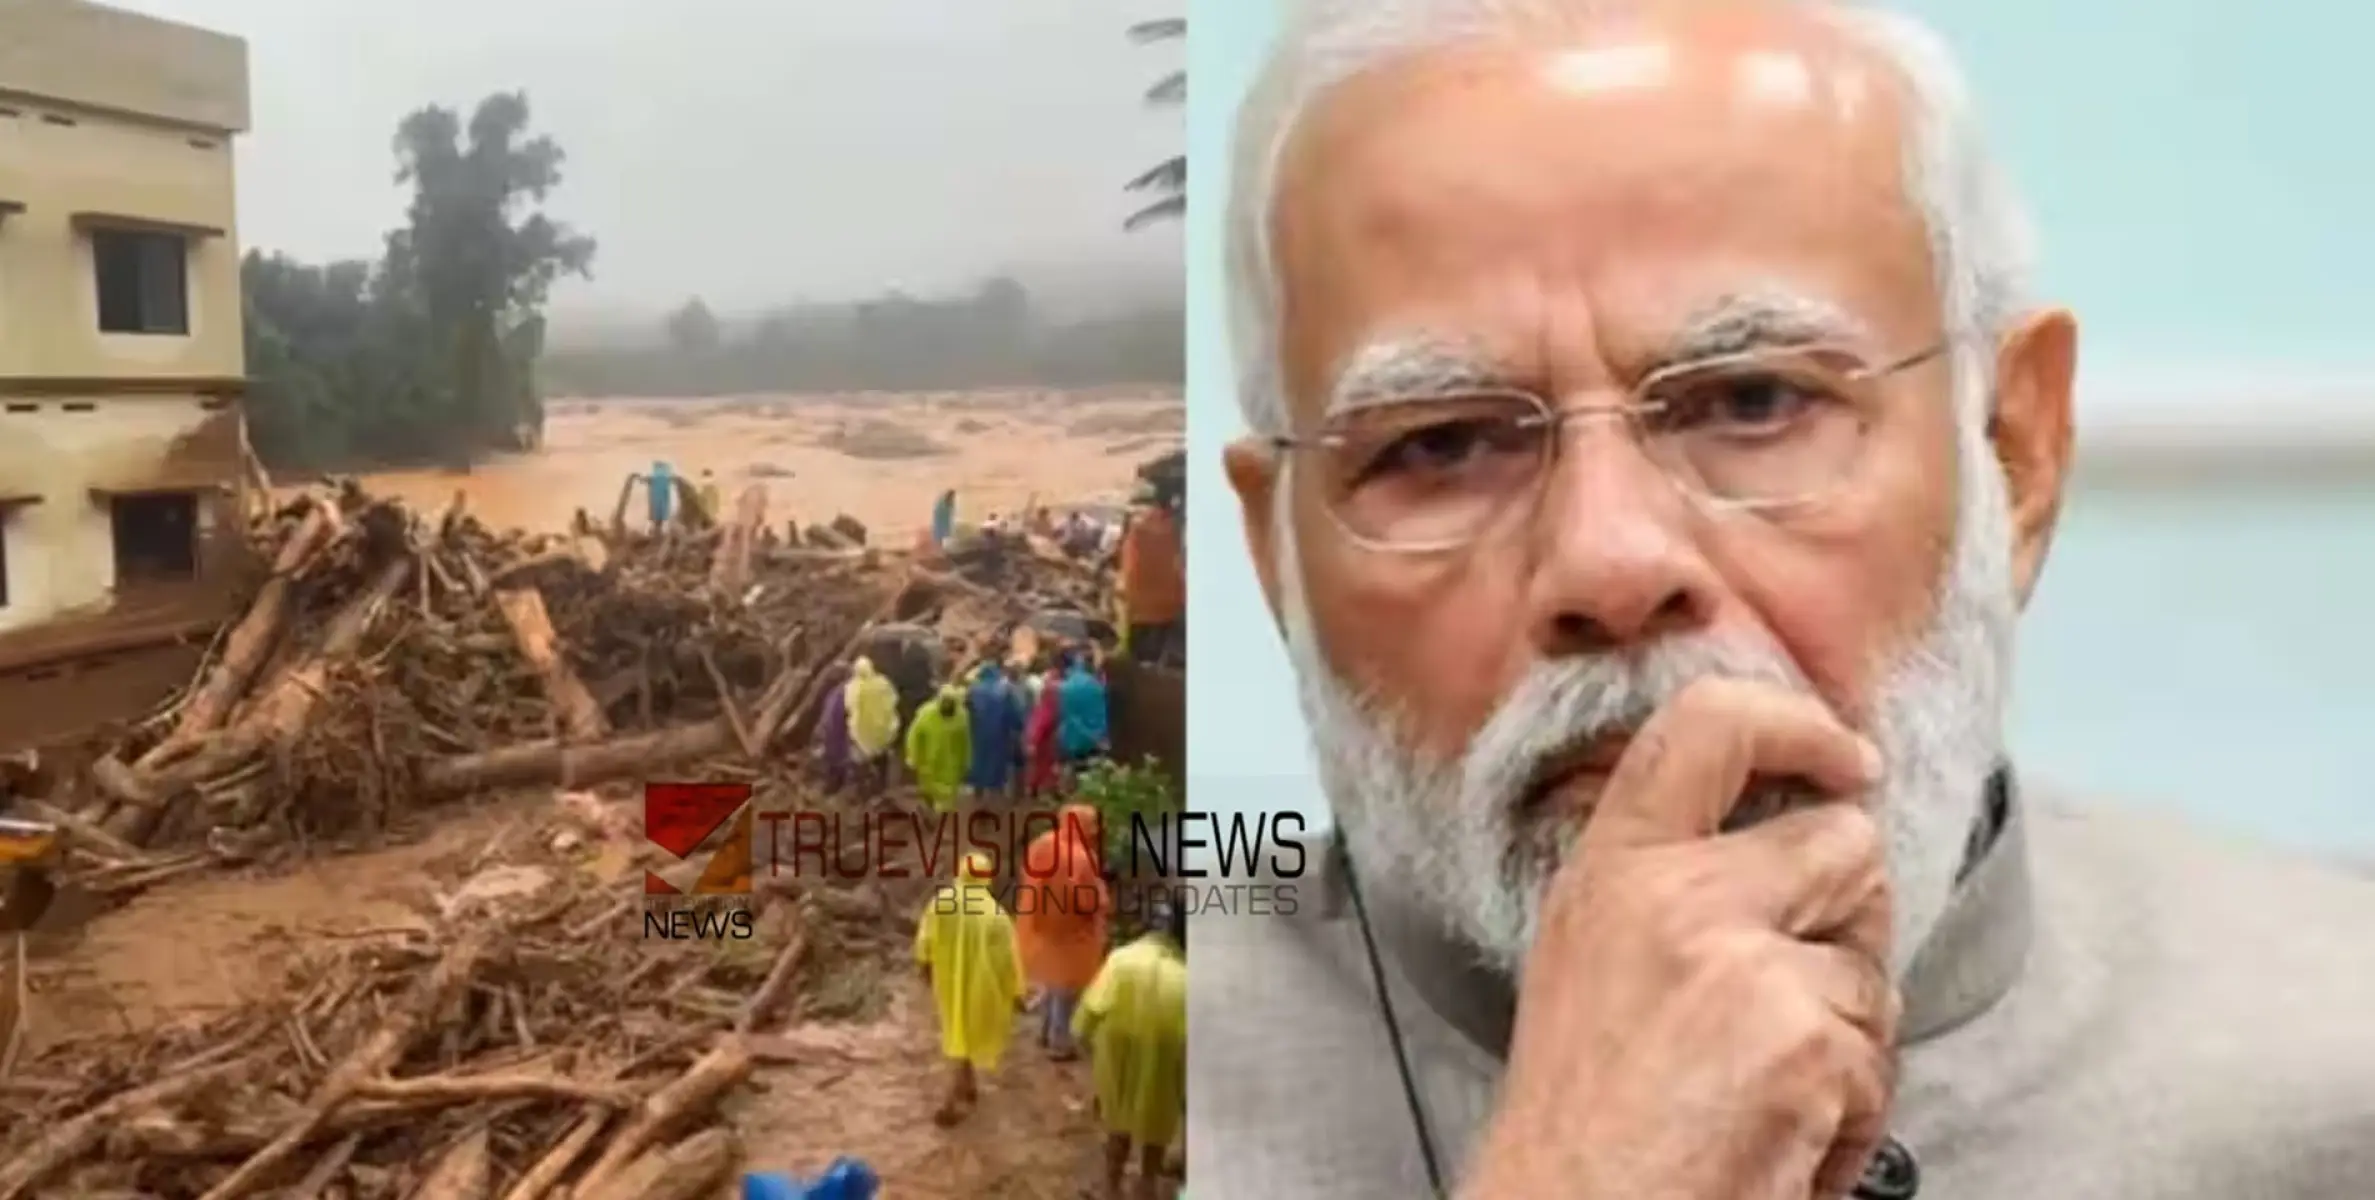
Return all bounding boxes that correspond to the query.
[0,805,898,1199]
[0,476,1087,1196]
[36,482,1100,867]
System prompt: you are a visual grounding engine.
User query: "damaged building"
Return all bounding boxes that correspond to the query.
[0,2,255,751]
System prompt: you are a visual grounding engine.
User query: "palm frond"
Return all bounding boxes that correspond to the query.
[1125,17,1186,235]
[1124,194,1186,230]
[1128,17,1186,43]
[1125,156,1186,194]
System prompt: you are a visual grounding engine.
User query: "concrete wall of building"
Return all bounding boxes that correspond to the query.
[0,394,251,753]
[0,394,248,634]
[0,102,243,381]
[0,1,246,383]
[0,3,254,748]
[0,1,250,135]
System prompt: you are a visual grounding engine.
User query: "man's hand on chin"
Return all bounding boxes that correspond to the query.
[1458,678,1898,1200]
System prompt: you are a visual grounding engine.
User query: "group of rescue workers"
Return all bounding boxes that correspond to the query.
[809,488,1188,1200]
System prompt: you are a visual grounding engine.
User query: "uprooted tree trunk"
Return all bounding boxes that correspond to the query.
[420,582,888,801]
[605,474,646,543]
[194,928,490,1200]
[138,501,347,770]
[96,554,415,845]
[409,1127,493,1200]
[570,1039,751,1199]
[417,617,845,800]
[496,1103,613,1200]
[709,485,766,594]
[494,586,609,742]
[575,1127,740,1200]
[417,720,741,800]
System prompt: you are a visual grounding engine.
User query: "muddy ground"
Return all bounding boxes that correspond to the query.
[20,792,1107,1197]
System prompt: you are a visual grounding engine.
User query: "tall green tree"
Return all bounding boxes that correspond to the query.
[1125,17,1186,230]
[389,92,596,457]
[240,91,594,470]
[665,298,722,353]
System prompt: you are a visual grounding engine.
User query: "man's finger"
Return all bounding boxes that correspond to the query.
[1810,1036,1895,1200]
[1714,802,1893,951]
[1771,938,1899,1047]
[1585,677,1881,851]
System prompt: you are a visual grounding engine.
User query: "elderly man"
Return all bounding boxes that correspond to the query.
[1192,3,2375,1199]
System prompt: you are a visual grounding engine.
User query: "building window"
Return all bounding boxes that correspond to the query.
[93,230,189,335]
[111,492,198,584]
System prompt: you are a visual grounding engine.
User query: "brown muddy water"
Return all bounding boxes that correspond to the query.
[337,387,1182,540]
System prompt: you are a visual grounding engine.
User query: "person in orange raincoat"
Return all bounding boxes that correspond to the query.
[1022,662,1065,799]
[1015,803,1110,1061]
[1118,498,1185,667]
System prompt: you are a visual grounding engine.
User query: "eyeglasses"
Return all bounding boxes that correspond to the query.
[1267,341,1947,553]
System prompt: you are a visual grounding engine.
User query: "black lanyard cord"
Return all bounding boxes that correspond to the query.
[1336,835,1450,1199]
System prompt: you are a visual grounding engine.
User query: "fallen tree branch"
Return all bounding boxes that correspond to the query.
[497,1105,613,1200]
[287,1131,361,1199]
[697,647,759,760]
[351,1069,636,1109]
[417,618,836,798]
[708,485,767,594]
[195,927,489,1200]
[101,554,414,845]
[576,1127,740,1200]
[494,586,609,742]
[0,1060,247,1200]
[733,919,808,1035]
[570,1037,751,1196]
[138,500,344,769]
[409,1126,492,1200]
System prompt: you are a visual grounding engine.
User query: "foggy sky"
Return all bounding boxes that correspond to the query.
[111,0,1186,318]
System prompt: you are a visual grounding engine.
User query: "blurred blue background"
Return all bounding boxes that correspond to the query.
[1185,1,2375,854]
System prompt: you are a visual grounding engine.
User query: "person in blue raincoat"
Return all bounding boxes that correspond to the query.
[647,460,676,528]
[1056,655,1111,768]
[930,489,957,547]
[965,663,1026,798]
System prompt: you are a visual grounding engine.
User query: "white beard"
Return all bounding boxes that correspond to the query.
[1276,418,2018,979]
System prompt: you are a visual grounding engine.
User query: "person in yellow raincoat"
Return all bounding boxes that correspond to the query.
[1074,899,1187,1200]
[844,657,899,797]
[903,683,971,812]
[914,851,1022,1127]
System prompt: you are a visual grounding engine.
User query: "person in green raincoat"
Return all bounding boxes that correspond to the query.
[1075,898,1187,1200]
[914,851,1023,1127]
[844,656,899,796]
[903,683,971,812]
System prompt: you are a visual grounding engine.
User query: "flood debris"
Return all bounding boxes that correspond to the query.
[0,480,1116,1198]
[60,483,1101,859]
[0,825,861,1200]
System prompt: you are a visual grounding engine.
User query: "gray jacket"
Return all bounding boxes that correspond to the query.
[1188,782,2375,1197]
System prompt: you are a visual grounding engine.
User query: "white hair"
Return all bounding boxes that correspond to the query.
[1242,1,2037,974]
[1224,0,2039,436]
